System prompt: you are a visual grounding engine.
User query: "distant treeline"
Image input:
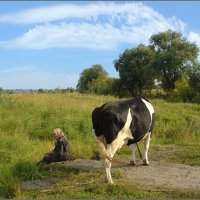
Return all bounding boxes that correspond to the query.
[0,87,76,94]
[1,30,200,103]
[77,30,200,103]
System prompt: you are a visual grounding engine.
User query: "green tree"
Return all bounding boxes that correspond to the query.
[187,64,200,103]
[38,88,45,93]
[114,44,155,96]
[149,29,199,91]
[170,75,190,102]
[88,74,116,95]
[77,64,108,92]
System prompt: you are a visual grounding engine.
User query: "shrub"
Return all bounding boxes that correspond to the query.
[169,76,190,102]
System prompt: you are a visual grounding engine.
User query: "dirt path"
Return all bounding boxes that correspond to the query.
[62,159,200,192]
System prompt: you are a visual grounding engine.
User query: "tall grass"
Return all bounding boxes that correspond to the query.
[153,99,200,144]
[0,92,200,198]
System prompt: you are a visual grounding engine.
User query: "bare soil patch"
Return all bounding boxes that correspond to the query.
[21,145,200,194]
[60,158,200,193]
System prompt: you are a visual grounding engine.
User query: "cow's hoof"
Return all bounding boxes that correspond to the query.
[130,161,136,166]
[107,181,114,184]
[143,160,150,166]
[105,177,114,184]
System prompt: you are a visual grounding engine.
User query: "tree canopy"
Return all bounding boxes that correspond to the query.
[149,29,199,91]
[77,64,108,92]
[114,44,154,96]
[77,30,200,103]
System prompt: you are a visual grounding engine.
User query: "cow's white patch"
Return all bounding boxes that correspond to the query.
[141,98,154,132]
[107,108,133,155]
[141,98,154,119]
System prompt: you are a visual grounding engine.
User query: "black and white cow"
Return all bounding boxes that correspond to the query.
[92,97,154,184]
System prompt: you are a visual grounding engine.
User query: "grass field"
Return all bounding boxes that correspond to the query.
[0,92,200,198]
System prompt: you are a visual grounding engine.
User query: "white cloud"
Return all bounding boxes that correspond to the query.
[0,2,187,50]
[1,22,125,50]
[188,32,200,61]
[188,31,200,47]
[0,2,158,24]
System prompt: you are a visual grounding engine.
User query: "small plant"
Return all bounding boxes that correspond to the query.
[0,167,15,198]
[12,160,41,180]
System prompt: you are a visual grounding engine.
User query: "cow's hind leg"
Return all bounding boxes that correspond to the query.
[104,144,119,184]
[92,131,114,183]
[104,158,113,184]
[130,143,137,166]
[143,132,151,165]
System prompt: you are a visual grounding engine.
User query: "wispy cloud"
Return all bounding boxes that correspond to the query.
[0,2,187,50]
[0,3,121,24]
[0,66,35,73]
[0,2,167,25]
[0,22,134,50]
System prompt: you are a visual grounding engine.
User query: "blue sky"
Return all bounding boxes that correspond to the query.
[0,1,200,90]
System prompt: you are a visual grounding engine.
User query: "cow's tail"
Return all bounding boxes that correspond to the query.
[92,130,112,162]
[97,139,113,162]
[92,130,127,165]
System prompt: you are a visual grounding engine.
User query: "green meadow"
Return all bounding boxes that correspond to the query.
[0,92,200,198]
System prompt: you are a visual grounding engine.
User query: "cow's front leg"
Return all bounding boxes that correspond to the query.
[130,143,137,166]
[143,132,151,165]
